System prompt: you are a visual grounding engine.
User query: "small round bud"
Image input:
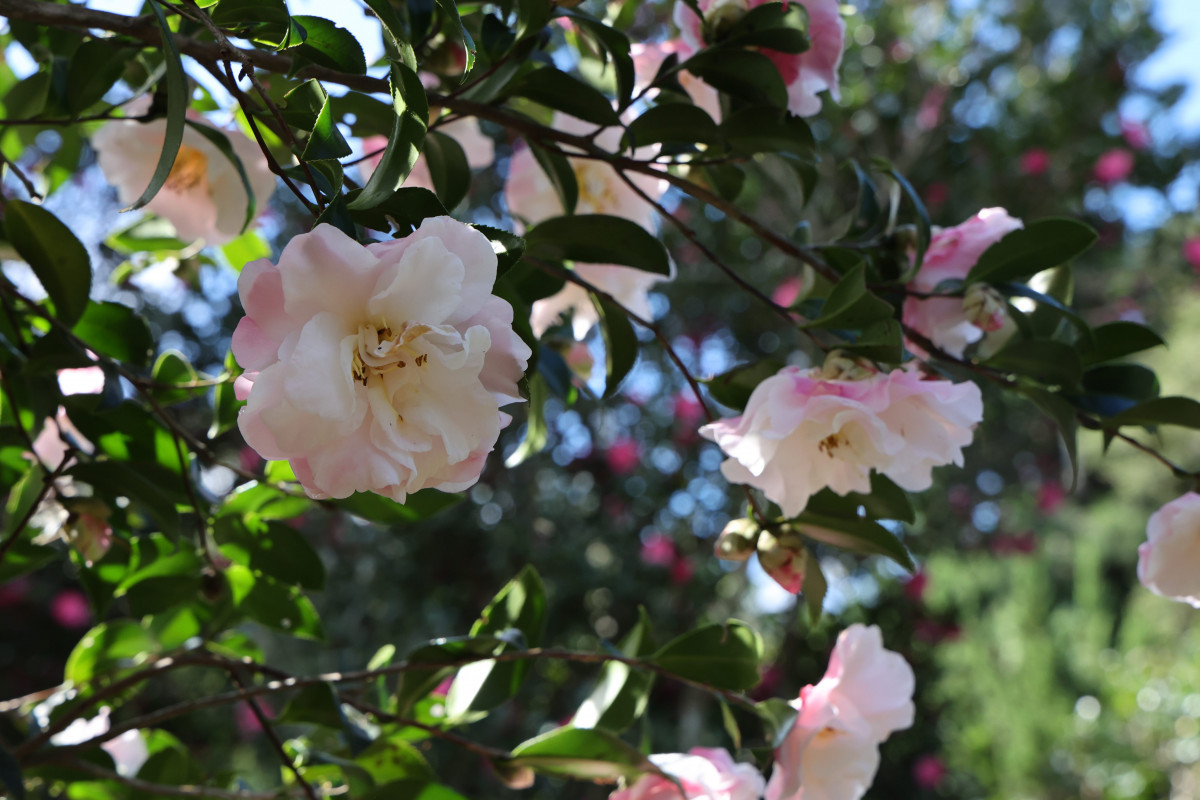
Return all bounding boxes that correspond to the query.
[962,283,1008,332]
[755,528,808,595]
[715,518,760,561]
[705,0,751,39]
[494,760,536,789]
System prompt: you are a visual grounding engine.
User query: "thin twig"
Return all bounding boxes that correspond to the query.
[0,150,41,199]
[0,454,72,567]
[226,668,320,800]
[66,759,297,799]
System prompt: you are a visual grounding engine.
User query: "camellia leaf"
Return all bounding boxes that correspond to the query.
[683,48,788,108]
[528,143,579,216]
[803,264,894,331]
[394,635,503,715]
[526,215,671,276]
[718,1,809,52]
[986,339,1083,389]
[803,552,827,621]
[4,201,91,327]
[505,372,549,467]
[124,1,187,212]
[512,67,621,127]
[624,103,720,150]
[793,512,916,572]
[1079,320,1166,365]
[349,61,428,210]
[573,606,656,732]
[1102,396,1200,431]
[209,349,244,438]
[435,0,476,75]
[422,130,470,210]
[281,79,353,162]
[72,301,153,367]
[704,359,785,412]
[561,10,636,109]
[650,620,763,691]
[150,350,204,406]
[720,106,815,158]
[592,294,638,397]
[755,698,799,749]
[506,726,654,782]
[965,218,1098,285]
[290,15,367,74]
[65,39,135,113]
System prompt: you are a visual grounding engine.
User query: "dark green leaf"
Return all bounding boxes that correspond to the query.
[1022,386,1079,487]
[3,464,46,542]
[526,215,671,276]
[71,301,153,367]
[278,682,345,728]
[512,68,621,126]
[624,103,720,149]
[719,1,809,52]
[394,636,503,715]
[803,553,827,622]
[360,781,468,800]
[805,473,916,524]
[702,162,745,201]
[150,351,204,406]
[4,201,91,327]
[755,698,799,749]
[720,106,814,157]
[471,225,525,278]
[124,2,187,212]
[505,372,549,467]
[281,79,353,161]
[215,517,325,590]
[227,563,324,640]
[106,215,191,254]
[794,512,916,572]
[650,620,763,691]
[64,620,157,684]
[965,218,1098,285]
[435,0,476,75]
[803,264,894,331]
[839,319,904,363]
[349,62,428,210]
[683,48,788,108]
[574,607,656,732]
[562,11,635,109]
[704,359,785,412]
[592,295,638,397]
[1103,396,1200,431]
[211,0,291,48]
[333,489,463,523]
[423,130,470,210]
[291,16,367,74]
[986,339,1083,388]
[528,143,578,217]
[1081,364,1159,403]
[350,187,448,233]
[507,727,653,782]
[876,162,931,273]
[66,40,134,114]
[1080,321,1165,365]
[68,461,180,530]
[210,349,244,438]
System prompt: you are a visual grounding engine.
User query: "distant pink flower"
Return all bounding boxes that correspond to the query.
[631,41,723,121]
[641,532,677,566]
[233,219,530,501]
[766,625,915,800]
[235,703,264,738]
[432,676,455,696]
[903,570,927,603]
[1019,148,1051,177]
[915,85,947,131]
[1037,481,1066,513]
[674,0,845,117]
[674,392,706,426]
[903,208,1024,358]
[912,754,947,790]
[51,590,91,629]
[1120,117,1151,150]
[1093,148,1134,185]
[611,747,764,800]
[1138,493,1200,607]
[605,438,642,475]
[772,277,805,308]
[923,182,950,208]
[361,118,494,201]
[670,557,696,585]
[1183,237,1200,273]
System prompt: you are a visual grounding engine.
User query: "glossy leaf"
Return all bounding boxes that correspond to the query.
[435,0,476,75]
[150,351,204,406]
[507,726,653,782]
[209,349,244,438]
[512,68,621,126]
[1103,396,1200,431]
[64,620,157,683]
[281,79,352,161]
[505,372,549,467]
[394,636,503,715]
[423,130,470,210]
[965,218,1098,285]
[4,200,91,326]
[719,1,809,52]
[650,620,763,691]
[562,10,636,109]
[226,563,324,640]
[592,294,638,397]
[683,48,788,108]
[794,512,916,572]
[1080,321,1166,365]
[471,224,525,278]
[291,16,367,74]
[211,0,291,48]
[333,489,463,524]
[349,62,428,210]
[65,39,134,113]
[573,606,656,732]
[214,517,325,590]
[528,143,579,216]
[526,215,671,276]
[624,103,720,149]
[721,106,814,157]
[704,359,785,412]
[803,264,894,331]
[986,339,1083,388]
[756,698,799,749]
[72,301,153,367]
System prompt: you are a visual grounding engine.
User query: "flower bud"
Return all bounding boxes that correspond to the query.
[819,349,877,382]
[756,528,807,594]
[705,0,750,39]
[493,760,536,790]
[962,283,1007,332]
[714,518,760,561]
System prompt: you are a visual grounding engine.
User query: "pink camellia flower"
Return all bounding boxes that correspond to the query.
[94,103,275,246]
[1182,237,1200,273]
[611,747,765,800]
[506,113,670,339]
[1092,148,1134,185]
[360,117,495,200]
[605,437,642,475]
[631,41,724,121]
[699,358,983,517]
[912,754,947,790]
[766,624,915,800]
[232,218,531,501]
[1019,148,1051,177]
[641,531,677,566]
[1137,493,1200,607]
[674,0,845,117]
[772,276,805,308]
[51,589,91,629]
[902,208,1024,358]
[1120,117,1151,150]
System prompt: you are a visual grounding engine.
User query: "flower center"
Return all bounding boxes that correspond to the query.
[573,161,621,212]
[818,432,846,458]
[351,322,433,385]
[165,144,209,192]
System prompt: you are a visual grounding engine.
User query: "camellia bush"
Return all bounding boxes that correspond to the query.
[0,0,1197,798]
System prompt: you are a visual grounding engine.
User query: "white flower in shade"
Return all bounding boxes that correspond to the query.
[699,360,983,517]
[610,747,765,800]
[38,705,149,778]
[360,116,495,198]
[94,105,275,246]
[631,41,724,121]
[505,112,670,339]
[232,218,530,501]
[1138,493,1200,607]
[902,208,1024,357]
[673,0,845,117]
[766,625,915,800]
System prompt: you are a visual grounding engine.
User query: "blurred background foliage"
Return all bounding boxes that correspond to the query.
[2,0,1200,797]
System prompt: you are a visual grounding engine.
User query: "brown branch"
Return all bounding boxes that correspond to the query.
[66,759,299,799]
[0,150,42,200]
[226,668,320,800]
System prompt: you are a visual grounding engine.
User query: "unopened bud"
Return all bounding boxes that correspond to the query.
[962,283,1007,332]
[705,0,751,39]
[756,528,807,594]
[715,518,760,561]
[60,498,112,566]
[819,349,877,382]
[494,760,536,790]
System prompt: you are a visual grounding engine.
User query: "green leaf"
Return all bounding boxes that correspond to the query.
[803,553,827,622]
[471,225,525,278]
[805,473,916,524]
[422,130,470,210]
[281,79,353,162]
[704,359,785,412]
[720,106,814,157]
[528,143,578,216]
[3,464,46,542]
[1103,396,1200,431]
[624,103,720,149]
[68,461,180,531]
[435,0,476,75]
[106,216,190,255]
[124,1,187,212]
[211,0,291,48]
[683,48,788,108]
[150,351,204,406]
[574,607,656,732]
[226,563,324,640]
[505,372,549,468]
[1080,321,1165,365]
[360,782,468,800]
[278,682,344,728]
[349,62,428,210]
[803,264,894,331]
[562,10,635,109]
[507,727,653,782]
[350,187,449,233]
[291,16,367,74]
[220,481,311,521]
[526,215,671,276]
[394,636,502,715]
[356,733,435,784]
[592,295,638,397]
[66,40,134,114]
[210,349,244,438]
[650,620,763,691]
[71,301,153,367]
[794,512,916,572]
[702,162,745,201]
[1080,364,1159,404]
[986,339,1083,388]
[755,698,799,749]
[4,201,91,327]
[184,120,260,233]
[360,0,412,66]
[719,1,809,51]
[333,489,463,524]
[445,565,547,721]
[1022,386,1079,487]
[512,68,621,126]
[965,218,1098,285]
[838,319,904,363]
[64,620,158,684]
[876,162,931,273]
[214,517,325,591]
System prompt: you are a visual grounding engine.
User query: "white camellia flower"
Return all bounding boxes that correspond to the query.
[233,217,531,501]
[505,112,670,339]
[610,747,765,800]
[1138,492,1200,607]
[93,102,276,245]
[37,704,149,778]
[699,358,983,517]
[766,625,915,800]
